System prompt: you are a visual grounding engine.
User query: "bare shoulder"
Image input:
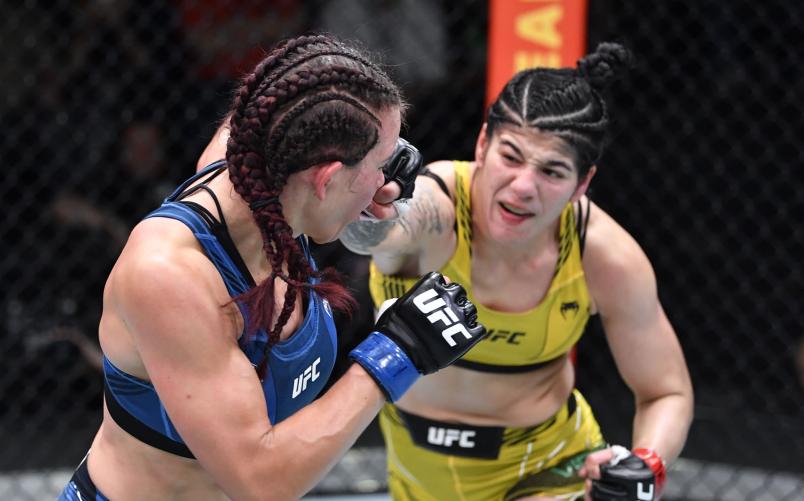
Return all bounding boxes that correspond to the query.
[582,199,657,312]
[424,160,459,193]
[408,161,459,271]
[109,218,233,341]
[410,160,457,225]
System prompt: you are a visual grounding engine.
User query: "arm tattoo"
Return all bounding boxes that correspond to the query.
[340,183,450,255]
[399,187,446,237]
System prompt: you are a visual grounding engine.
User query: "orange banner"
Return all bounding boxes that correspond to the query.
[486,0,588,107]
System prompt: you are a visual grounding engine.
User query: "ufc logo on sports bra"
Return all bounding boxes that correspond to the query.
[412,289,473,347]
[427,427,476,448]
[292,357,321,399]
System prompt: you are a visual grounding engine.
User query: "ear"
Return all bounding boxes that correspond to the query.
[309,161,344,200]
[474,123,489,166]
[570,165,597,203]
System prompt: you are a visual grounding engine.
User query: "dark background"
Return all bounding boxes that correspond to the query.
[0,0,801,498]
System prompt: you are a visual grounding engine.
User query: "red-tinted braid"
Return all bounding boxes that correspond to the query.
[252,93,382,348]
[255,48,386,99]
[264,90,381,166]
[250,34,386,96]
[224,35,402,373]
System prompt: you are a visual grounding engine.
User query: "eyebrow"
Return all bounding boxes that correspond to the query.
[544,159,573,171]
[500,139,524,158]
[500,139,574,171]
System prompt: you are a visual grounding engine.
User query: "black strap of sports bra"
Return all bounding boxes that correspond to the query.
[104,380,196,459]
[179,200,257,288]
[419,167,460,238]
[173,167,257,288]
[419,168,451,199]
[178,182,229,229]
[576,197,592,255]
[452,353,565,373]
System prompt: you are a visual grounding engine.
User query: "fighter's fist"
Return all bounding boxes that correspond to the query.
[382,138,423,201]
[350,272,486,401]
[590,446,666,501]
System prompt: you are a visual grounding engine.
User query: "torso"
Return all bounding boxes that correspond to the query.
[87,170,323,500]
[372,160,593,427]
[91,218,249,500]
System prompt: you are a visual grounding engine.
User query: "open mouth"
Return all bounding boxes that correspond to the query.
[359,202,379,221]
[499,202,533,217]
[360,206,378,221]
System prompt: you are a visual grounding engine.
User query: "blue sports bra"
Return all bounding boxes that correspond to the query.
[103,162,338,458]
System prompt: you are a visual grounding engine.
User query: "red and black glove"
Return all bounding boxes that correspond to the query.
[591,446,667,501]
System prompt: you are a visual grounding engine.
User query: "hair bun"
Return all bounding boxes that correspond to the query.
[577,42,632,89]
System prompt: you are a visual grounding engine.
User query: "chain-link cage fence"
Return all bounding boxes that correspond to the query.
[0,0,801,500]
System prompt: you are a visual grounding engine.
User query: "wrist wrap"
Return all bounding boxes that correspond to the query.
[349,331,420,402]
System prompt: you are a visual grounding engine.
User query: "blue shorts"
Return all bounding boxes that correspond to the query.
[57,456,110,501]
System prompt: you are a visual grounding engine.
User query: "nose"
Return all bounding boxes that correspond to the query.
[508,170,537,201]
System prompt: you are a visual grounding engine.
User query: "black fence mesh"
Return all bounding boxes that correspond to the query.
[0,0,802,499]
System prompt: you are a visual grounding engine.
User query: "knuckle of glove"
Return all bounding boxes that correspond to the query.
[391,272,486,373]
[593,453,657,501]
[382,138,422,201]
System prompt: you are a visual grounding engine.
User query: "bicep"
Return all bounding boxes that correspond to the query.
[601,288,688,402]
[585,219,690,402]
[117,258,270,495]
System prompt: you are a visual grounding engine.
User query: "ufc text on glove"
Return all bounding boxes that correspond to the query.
[349,272,487,401]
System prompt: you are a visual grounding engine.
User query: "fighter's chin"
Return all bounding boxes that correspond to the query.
[306,225,340,244]
[486,223,532,243]
[309,229,341,244]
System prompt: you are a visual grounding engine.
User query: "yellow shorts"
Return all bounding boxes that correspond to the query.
[380,389,605,501]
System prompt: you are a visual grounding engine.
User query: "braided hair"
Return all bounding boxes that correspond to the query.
[487,42,632,175]
[225,35,402,363]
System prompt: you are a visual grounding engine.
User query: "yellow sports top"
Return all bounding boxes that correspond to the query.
[368,161,591,372]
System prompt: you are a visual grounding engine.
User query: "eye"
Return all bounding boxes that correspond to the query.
[502,153,520,164]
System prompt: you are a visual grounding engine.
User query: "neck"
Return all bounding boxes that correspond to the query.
[472,219,559,265]
[197,173,307,273]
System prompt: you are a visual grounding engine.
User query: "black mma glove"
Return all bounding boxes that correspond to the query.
[591,446,667,501]
[349,272,486,401]
[382,137,423,201]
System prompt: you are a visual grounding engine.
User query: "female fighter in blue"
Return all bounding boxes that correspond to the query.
[58,34,485,501]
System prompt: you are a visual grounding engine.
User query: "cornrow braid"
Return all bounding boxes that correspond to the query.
[228,64,397,211]
[264,91,381,168]
[224,34,402,374]
[487,42,631,174]
[256,47,385,97]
